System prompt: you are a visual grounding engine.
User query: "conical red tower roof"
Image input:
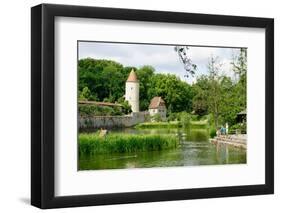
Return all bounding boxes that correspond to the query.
[126,69,138,82]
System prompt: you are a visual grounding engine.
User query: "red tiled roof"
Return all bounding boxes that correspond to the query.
[126,69,138,82]
[149,97,166,109]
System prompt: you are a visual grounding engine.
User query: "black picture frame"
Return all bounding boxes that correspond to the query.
[31,3,274,209]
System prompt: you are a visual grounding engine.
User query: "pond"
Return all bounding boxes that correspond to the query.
[79,128,246,170]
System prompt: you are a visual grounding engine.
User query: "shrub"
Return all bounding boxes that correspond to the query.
[229,122,247,134]
[209,128,217,138]
[167,112,179,122]
[151,113,162,122]
[180,112,191,129]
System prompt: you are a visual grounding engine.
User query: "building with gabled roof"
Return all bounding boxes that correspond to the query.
[148,96,167,121]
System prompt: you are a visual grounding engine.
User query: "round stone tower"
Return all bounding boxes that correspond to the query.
[125,69,139,112]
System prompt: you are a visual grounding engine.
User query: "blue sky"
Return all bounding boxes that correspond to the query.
[78,41,241,84]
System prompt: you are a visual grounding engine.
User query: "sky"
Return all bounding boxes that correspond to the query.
[78,41,242,84]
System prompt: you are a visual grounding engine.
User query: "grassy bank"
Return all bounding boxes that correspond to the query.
[135,120,208,129]
[79,133,179,156]
[135,121,180,129]
[190,120,208,129]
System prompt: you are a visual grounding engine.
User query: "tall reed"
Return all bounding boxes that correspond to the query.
[79,133,179,156]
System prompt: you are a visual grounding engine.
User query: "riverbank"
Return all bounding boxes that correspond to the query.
[79,127,246,170]
[79,133,179,156]
[210,134,247,149]
[135,120,208,129]
[135,121,180,129]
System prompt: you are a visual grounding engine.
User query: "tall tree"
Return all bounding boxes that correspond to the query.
[206,56,222,128]
[192,75,209,116]
[231,48,247,110]
[148,74,194,114]
[136,66,155,111]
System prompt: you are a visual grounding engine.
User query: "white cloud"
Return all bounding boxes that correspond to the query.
[78,41,242,83]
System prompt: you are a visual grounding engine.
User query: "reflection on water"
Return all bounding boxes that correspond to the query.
[79,128,246,170]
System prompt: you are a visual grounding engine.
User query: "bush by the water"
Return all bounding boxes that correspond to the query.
[79,133,179,156]
[209,128,217,138]
[180,112,191,129]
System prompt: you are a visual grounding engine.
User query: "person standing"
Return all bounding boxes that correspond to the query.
[220,126,224,135]
[226,123,229,135]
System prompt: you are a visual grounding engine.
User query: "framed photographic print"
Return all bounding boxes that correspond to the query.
[31,3,274,209]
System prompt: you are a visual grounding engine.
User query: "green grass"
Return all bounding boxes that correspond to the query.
[79,133,179,156]
[190,120,208,129]
[135,120,208,129]
[135,121,180,129]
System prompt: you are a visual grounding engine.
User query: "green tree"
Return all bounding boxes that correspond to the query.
[180,112,191,129]
[78,54,247,131]
[78,58,129,102]
[231,48,247,110]
[192,77,209,116]
[148,74,194,114]
[79,86,98,101]
[136,66,155,111]
[219,76,240,126]
[117,97,132,114]
[192,51,247,129]
[206,56,222,128]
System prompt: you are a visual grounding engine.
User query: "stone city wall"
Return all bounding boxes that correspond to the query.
[79,112,149,129]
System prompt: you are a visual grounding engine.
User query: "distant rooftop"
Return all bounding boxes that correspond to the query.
[126,69,138,82]
[149,97,166,109]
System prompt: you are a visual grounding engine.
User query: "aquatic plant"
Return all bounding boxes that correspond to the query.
[79,133,179,156]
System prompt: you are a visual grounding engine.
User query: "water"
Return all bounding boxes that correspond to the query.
[79,128,246,170]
